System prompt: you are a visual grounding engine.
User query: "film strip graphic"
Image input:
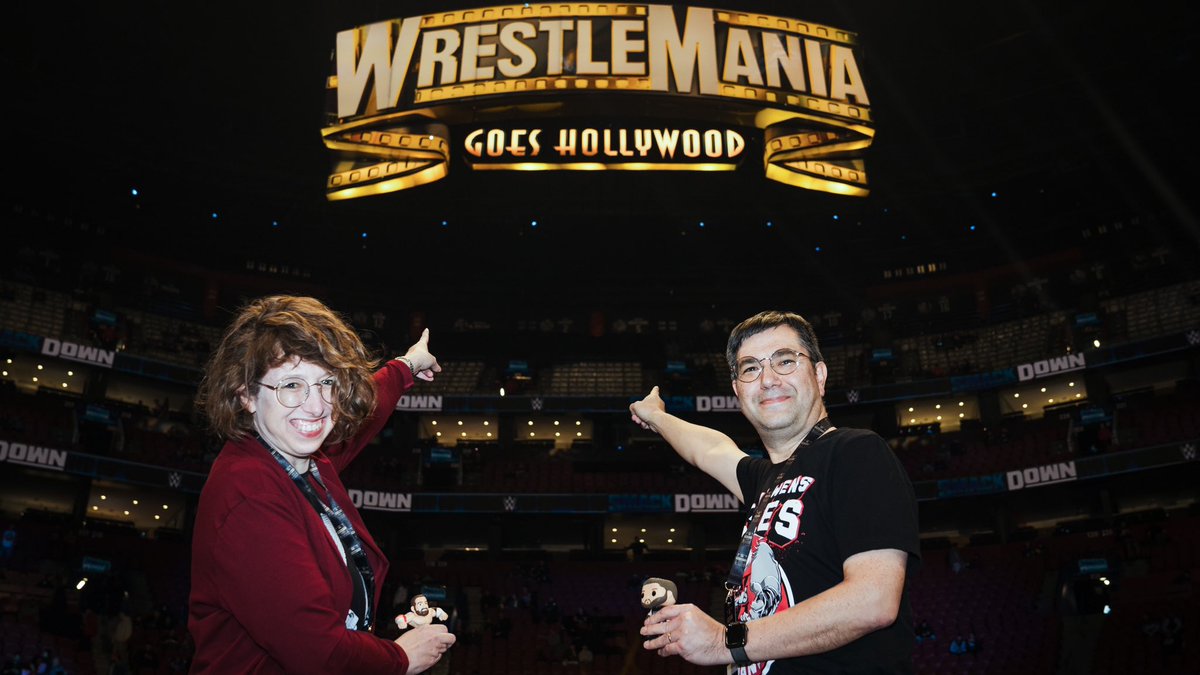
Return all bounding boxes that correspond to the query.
[763,126,870,196]
[416,3,853,42]
[324,126,451,200]
[415,75,655,104]
[418,2,648,26]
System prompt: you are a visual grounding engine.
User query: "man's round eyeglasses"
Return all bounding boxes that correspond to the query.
[734,349,811,383]
[259,376,337,408]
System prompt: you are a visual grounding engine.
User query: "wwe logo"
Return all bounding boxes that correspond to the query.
[503,496,517,511]
[846,390,860,404]
[531,397,544,411]
[1188,330,1200,346]
[168,472,181,488]
[1183,443,1196,461]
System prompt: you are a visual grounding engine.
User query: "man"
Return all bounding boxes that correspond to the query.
[395,594,449,630]
[630,311,919,674]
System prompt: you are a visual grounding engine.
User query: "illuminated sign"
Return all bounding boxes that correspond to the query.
[348,489,413,512]
[41,337,115,368]
[394,394,443,411]
[696,394,740,412]
[0,439,68,471]
[1016,353,1086,381]
[674,493,740,512]
[462,123,747,169]
[325,3,873,199]
[1006,461,1078,491]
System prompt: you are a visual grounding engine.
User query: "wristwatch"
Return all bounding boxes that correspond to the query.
[725,621,751,666]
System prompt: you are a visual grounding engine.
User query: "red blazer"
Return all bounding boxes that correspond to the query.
[189,360,414,674]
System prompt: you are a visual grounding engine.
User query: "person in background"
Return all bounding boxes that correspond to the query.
[188,295,454,674]
[949,635,966,655]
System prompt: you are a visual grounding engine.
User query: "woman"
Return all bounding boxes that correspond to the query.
[188,296,454,674]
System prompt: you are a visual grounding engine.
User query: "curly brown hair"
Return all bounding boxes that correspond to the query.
[196,296,379,442]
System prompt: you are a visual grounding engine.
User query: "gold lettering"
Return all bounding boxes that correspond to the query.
[539,20,574,76]
[575,20,608,75]
[508,129,528,156]
[498,22,537,77]
[682,129,701,157]
[703,129,722,157]
[653,128,680,158]
[555,128,577,156]
[486,129,505,156]
[726,130,745,158]
[461,23,498,82]
[602,129,618,157]
[418,29,461,87]
[647,6,718,95]
[611,20,646,76]
[581,128,599,156]
[762,33,805,91]
[618,129,633,156]
[635,129,654,156]
[464,128,485,157]
[722,28,762,86]
[829,44,869,104]
[529,129,541,156]
[804,39,827,98]
[336,18,421,118]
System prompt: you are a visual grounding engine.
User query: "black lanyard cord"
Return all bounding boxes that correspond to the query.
[257,434,376,632]
[725,417,832,594]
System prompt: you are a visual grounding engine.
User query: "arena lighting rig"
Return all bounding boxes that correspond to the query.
[323,3,873,199]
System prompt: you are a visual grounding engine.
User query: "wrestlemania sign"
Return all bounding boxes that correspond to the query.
[323,3,873,199]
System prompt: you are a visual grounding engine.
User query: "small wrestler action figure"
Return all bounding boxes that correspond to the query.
[641,577,678,644]
[395,593,449,630]
[640,577,677,616]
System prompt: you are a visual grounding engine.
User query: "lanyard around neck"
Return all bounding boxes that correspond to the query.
[257,434,376,632]
[725,417,832,592]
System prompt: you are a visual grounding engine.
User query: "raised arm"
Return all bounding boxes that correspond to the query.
[329,329,442,471]
[630,386,746,501]
[396,328,441,382]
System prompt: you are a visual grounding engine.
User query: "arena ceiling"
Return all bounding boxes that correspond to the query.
[7,1,1197,312]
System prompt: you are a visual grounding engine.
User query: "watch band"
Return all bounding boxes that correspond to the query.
[730,645,751,667]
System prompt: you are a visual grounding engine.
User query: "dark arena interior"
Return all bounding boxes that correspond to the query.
[2,1,1198,673]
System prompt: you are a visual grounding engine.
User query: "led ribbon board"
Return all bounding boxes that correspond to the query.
[324,3,873,199]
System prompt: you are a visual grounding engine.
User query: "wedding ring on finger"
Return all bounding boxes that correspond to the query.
[667,632,674,643]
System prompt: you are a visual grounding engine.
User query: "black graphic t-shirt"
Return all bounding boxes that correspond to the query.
[733,428,920,675]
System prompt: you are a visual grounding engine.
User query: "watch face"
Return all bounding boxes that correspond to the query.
[726,622,748,648]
